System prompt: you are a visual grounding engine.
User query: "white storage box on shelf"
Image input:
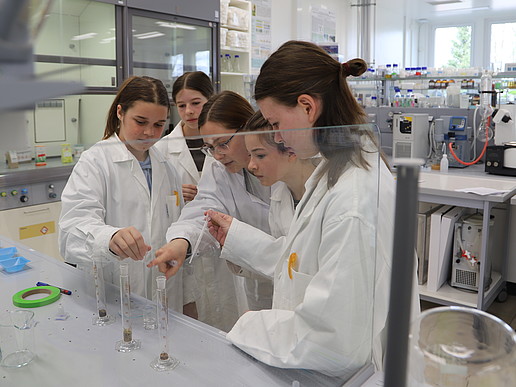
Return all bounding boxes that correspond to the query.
[220,0,252,97]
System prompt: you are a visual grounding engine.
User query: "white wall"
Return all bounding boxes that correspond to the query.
[269,0,407,66]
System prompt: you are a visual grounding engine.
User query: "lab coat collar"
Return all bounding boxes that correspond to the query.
[293,159,328,222]
[105,133,135,162]
[164,122,200,183]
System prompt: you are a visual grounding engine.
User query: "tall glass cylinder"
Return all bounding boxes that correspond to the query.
[92,256,115,326]
[115,262,141,352]
[150,276,179,371]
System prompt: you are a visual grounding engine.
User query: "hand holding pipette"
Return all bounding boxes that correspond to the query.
[188,216,209,264]
[206,210,234,247]
[148,238,189,279]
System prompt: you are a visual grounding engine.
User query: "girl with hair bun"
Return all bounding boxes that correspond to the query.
[206,41,420,380]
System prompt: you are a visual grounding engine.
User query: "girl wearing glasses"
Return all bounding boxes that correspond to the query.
[59,76,185,311]
[204,41,420,380]
[150,91,274,332]
[209,110,317,279]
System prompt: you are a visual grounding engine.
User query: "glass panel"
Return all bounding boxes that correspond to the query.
[56,124,382,384]
[34,62,116,88]
[32,0,116,60]
[31,0,116,86]
[434,26,471,68]
[131,15,213,92]
[490,22,516,72]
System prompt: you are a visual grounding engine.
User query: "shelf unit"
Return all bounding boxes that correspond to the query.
[220,0,251,97]
[349,72,516,108]
[416,170,516,310]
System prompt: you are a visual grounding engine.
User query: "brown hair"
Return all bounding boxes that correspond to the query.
[198,90,254,132]
[254,40,380,187]
[243,110,287,153]
[172,71,214,103]
[103,76,170,139]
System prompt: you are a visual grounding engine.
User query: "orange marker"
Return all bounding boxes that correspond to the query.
[288,253,298,280]
[173,190,180,206]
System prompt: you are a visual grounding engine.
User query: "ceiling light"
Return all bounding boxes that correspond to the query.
[426,0,463,5]
[71,32,98,41]
[134,32,165,39]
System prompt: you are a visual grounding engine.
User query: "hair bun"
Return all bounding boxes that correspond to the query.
[342,58,367,77]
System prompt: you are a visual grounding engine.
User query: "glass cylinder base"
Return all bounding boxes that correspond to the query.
[1,350,35,368]
[115,339,141,353]
[92,313,116,326]
[150,353,179,371]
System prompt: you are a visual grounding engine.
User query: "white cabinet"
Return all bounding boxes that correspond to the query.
[220,0,251,97]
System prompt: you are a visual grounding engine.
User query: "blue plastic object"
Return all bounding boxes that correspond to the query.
[0,256,30,273]
[0,246,18,259]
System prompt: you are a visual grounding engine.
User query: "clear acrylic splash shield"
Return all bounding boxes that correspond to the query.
[178,124,385,381]
[57,123,385,384]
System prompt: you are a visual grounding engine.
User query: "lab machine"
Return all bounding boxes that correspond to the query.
[392,113,429,159]
[485,104,516,176]
[440,115,470,168]
[451,213,493,292]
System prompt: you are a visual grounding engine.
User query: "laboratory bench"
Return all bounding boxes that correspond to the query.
[0,157,76,189]
[412,164,516,311]
[0,236,377,387]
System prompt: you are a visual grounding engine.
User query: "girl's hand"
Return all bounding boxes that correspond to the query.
[205,209,233,247]
[147,238,189,279]
[182,184,198,202]
[109,226,150,261]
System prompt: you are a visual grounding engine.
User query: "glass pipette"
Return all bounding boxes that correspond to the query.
[188,216,209,265]
[115,262,141,352]
[150,275,179,371]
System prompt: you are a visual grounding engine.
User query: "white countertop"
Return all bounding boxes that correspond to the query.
[0,236,356,387]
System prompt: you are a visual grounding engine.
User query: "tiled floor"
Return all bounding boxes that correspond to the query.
[420,288,516,331]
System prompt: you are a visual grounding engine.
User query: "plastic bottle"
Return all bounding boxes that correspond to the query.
[393,87,402,107]
[392,64,399,78]
[224,54,233,72]
[232,54,241,73]
[440,152,449,173]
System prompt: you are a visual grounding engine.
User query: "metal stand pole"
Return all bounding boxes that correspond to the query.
[384,162,420,387]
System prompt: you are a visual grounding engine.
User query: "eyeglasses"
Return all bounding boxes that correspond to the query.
[201,130,239,157]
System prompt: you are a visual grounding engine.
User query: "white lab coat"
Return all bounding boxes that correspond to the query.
[225,152,420,379]
[154,122,213,307]
[166,160,274,332]
[154,122,212,186]
[59,134,184,312]
[220,182,293,279]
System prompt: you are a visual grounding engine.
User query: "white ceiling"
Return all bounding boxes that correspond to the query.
[409,0,516,18]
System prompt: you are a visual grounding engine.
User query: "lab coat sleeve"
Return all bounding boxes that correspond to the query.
[226,215,376,378]
[166,161,228,249]
[221,218,285,279]
[59,155,120,266]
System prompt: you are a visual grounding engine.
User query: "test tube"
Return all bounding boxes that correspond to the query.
[115,262,141,352]
[150,276,179,371]
[92,256,115,326]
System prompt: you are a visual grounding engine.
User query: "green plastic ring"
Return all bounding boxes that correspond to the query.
[12,286,61,308]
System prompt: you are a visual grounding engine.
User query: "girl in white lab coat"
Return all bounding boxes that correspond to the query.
[206,41,420,379]
[149,91,274,332]
[59,76,184,312]
[154,71,214,318]
[155,71,214,203]
[217,110,316,279]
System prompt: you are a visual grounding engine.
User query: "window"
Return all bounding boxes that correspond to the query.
[490,22,516,72]
[434,26,472,68]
